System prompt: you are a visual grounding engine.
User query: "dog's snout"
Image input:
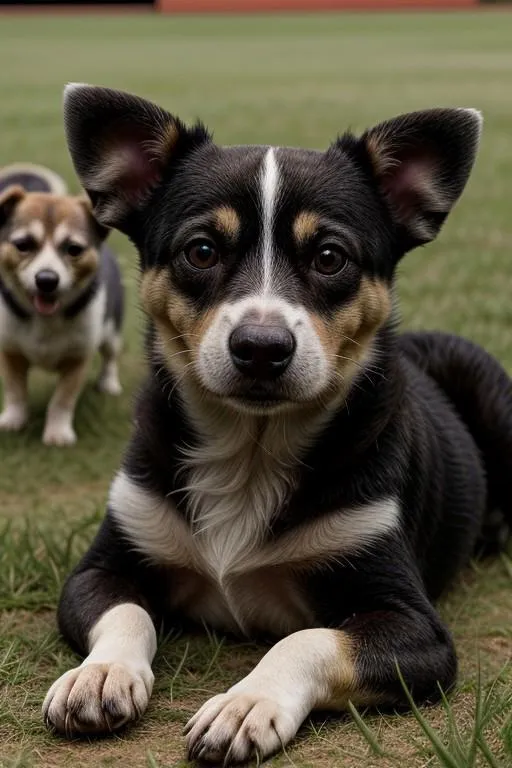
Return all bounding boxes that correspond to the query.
[35,270,59,294]
[229,324,295,380]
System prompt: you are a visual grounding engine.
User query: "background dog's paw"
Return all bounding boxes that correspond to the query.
[184,690,300,765]
[97,377,123,396]
[0,406,27,431]
[43,662,153,736]
[42,422,77,446]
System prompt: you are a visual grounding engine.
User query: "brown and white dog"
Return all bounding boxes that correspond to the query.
[0,164,124,446]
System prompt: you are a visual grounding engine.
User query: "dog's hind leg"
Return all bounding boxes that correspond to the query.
[43,515,158,736]
[97,321,122,396]
[400,331,512,550]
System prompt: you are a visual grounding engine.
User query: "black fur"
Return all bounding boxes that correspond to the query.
[55,88,510,735]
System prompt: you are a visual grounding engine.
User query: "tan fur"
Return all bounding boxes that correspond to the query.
[292,211,320,246]
[213,206,240,241]
[43,357,91,446]
[140,266,219,377]
[312,276,392,389]
[0,192,104,291]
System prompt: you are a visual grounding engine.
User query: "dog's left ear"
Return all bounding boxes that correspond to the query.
[359,107,482,252]
[0,185,25,229]
[63,84,211,236]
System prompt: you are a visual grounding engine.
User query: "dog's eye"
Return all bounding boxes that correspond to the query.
[11,236,36,254]
[66,243,85,258]
[184,239,219,270]
[313,247,347,276]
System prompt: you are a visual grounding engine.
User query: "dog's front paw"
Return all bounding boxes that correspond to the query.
[184,685,302,765]
[42,420,77,446]
[43,662,154,736]
[0,406,27,431]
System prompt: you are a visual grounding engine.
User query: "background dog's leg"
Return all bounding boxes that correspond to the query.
[43,358,89,446]
[97,329,122,396]
[0,350,29,431]
[43,521,158,736]
[185,607,456,764]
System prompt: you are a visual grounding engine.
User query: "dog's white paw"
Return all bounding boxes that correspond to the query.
[43,662,153,736]
[97,376,122,396]
[0,406,27,431]
[43,420,77,446]
[184,685,302,765]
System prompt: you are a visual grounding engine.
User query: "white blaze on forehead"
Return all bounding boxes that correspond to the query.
[260,147,279,295]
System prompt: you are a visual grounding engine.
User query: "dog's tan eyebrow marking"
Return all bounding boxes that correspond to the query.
[293,212,320,246]
[213,206,240,240]
[10,221,45,243]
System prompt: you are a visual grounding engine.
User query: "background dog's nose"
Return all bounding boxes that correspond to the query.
[229,325,295,380]
[35,270,59,294]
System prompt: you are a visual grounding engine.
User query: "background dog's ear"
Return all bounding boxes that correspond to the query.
[360,107,482,252]
[77,196,110,244]
[63,84,211,234]
[0,185,25,230]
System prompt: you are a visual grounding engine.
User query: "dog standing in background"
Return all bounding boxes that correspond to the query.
[0,163,124,446]
[44,86,512,764]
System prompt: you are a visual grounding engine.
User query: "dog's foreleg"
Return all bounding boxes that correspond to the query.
[43,535,157,736]
[185,608,456,764]
[0,350,29,430]
[43,357,89,445]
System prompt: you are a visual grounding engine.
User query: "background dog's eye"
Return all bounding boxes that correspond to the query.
[11,236,36,254]
[313,248,347,276]
[66,243,85,258]
[184,239,219,270]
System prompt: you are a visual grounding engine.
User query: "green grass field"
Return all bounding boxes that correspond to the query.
[0,10,511,768]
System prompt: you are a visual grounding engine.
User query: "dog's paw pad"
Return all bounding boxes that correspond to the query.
[185,690,299,764]
[43,662,152,736]
[0,407,27,431]
[43,423,77,446]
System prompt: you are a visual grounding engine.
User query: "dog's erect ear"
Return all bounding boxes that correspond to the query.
[63,84,211,233]
[0,185,25,229]
[359,107,482,252]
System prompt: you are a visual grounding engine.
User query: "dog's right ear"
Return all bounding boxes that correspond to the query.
[63,84,211,234]
[0,186,25,229]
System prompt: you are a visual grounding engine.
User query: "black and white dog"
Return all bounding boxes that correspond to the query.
[43,85,512,764]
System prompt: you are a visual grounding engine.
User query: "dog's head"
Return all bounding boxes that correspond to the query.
[63,84,481,413]
[0,188,108,317]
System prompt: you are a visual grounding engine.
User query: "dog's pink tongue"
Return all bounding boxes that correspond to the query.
[33,295,59,316]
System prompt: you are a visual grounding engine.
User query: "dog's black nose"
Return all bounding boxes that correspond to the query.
[35,270,59,294]
[229,325,295,380]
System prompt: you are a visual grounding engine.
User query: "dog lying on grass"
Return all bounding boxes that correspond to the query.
[43,85,511,764]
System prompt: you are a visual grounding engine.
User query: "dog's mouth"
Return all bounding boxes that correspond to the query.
[33,293,60,316]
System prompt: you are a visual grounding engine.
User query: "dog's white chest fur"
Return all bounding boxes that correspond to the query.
[0,287,107,369]
[109,406,401,636]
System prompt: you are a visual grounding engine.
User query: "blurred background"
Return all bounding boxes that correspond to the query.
[0,2,511,767]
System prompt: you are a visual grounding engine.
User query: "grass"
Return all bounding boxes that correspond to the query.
[0,8,512,768]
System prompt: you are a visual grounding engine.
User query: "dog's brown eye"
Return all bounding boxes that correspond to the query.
[11,236,35,254]
[184,239,219,270]
[66,243,85,258]
[314,248,347,276]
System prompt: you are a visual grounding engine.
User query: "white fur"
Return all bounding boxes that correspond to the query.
[43,603,156,735]
[0,286,107,371]
[260,147,279,295]
[109,460,400,635]
[184,627,352,763]
[18,243,74,295]
[196,294,330,403]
